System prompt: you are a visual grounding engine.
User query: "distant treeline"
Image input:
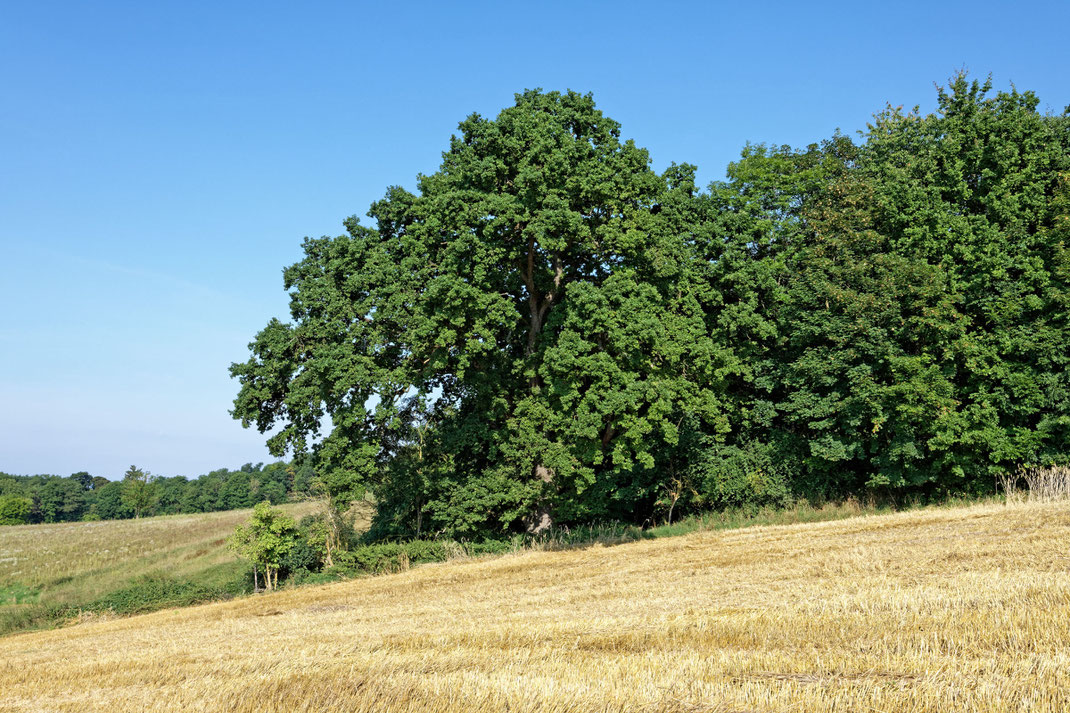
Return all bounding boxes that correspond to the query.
[0,462,316,525]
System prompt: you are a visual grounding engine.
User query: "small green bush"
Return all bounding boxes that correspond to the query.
[280,538,319,577]
[694,441,794,512]
[0,495,32,525]
[88,574,232,615]
[285,568,343,587]
[462,539,518,556]
[324,537,529,579]
[0,603,76,636]
[329,540,450,577]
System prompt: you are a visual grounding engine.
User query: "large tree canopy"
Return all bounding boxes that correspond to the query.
[232,90,729,535]
[701,75,1070,500]
[233,77,1070,538]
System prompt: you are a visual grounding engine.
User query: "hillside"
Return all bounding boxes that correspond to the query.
[1,500,1068,712]
[0,502,337,633]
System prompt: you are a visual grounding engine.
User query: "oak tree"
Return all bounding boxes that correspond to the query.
[232,90,729,536]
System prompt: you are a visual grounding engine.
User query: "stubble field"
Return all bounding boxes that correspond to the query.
[1,500,1068,712]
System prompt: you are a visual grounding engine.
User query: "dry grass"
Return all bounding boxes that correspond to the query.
[1,500,1068,712]
[1023,466,1070,503]
[0,502,348,613]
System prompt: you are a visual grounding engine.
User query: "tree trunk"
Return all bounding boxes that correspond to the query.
[526,464,555,534]
[519,236,564,534]
[253,565,259,593]
[527,507,553,534]
[323,502,336,569]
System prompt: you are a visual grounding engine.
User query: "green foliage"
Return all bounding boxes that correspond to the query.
[284,568,343,586]
[0,495,32,525]
[298,505,357,568]
[695,74,1070,501]
[0,461,307,526]
[739,75,1070,497]
[37,478,86,523]
[0,603,77,636]
[119,465,158,519]
[692,439,794,511]
[0,474,20,496]
[229,501,301,589]
[330,541,444,576]
[70,471,93,491]
[232,75,1070,537]
[87,573,241,615]
[857,76,1070,486]
[328,538,524,577]
[232,90,730,536]
[93,481,127,520]
[0,571,249,635]
[279,537,319,576]
[0,583,40,605]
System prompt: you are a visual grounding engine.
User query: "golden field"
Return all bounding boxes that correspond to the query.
[1,500,1069,712]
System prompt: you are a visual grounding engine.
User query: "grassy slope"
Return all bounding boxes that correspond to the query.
[0,502,334,631]
[1,500,1068,712]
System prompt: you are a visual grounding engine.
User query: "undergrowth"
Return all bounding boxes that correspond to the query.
[0,568,251,636]
[309,493,1003,580]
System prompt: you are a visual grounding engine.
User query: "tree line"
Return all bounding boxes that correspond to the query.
[0,461,317,525]
[220,74,1066,540]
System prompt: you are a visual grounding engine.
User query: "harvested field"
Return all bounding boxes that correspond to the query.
[1,500,1068,712]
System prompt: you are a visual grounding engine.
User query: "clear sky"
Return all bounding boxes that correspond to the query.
[2,0,1068,479]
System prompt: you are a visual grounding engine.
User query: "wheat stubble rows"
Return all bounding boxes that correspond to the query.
[2,501,1068,712]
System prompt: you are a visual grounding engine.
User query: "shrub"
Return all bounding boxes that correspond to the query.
[693,441,794,512]
[0,495,32,525]
[0,603,77,636]
[329,540,449,577]
[88,574,233,615]
[228,501,300,591]
[285,569,343,587]
[280,538,319,577]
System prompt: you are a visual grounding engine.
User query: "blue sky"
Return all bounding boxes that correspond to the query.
[2,0,1068,479]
